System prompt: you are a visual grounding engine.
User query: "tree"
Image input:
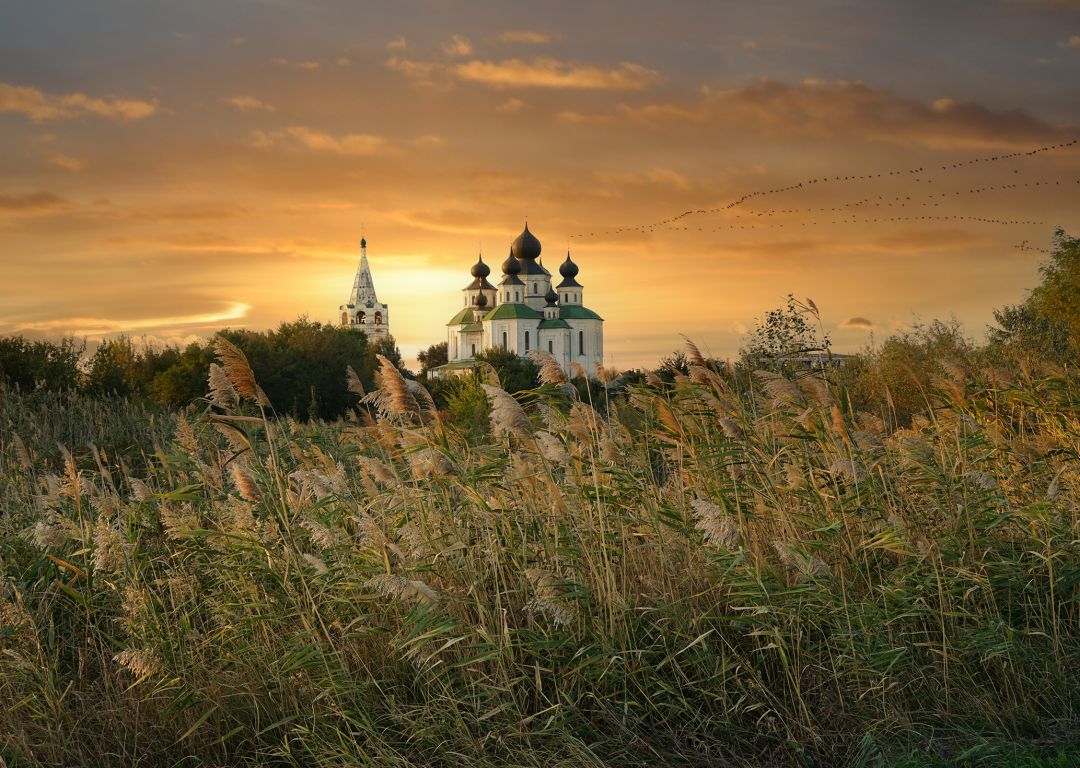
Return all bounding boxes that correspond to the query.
[739,294,830,372]
[0,336,83,391]
[475,347,539,394]
[417,342,448,376]
[988,228,1079,365]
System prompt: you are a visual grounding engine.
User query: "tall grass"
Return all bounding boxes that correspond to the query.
[1,347,1077,766]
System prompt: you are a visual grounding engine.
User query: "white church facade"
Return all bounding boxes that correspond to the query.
[436,223,604,376]
[339,236,390,341]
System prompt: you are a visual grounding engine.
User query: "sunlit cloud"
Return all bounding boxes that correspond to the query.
[0,82,158,122]
[386,35,408,51]
[46,152,84,172]
[496,30,552,44]
[454,58,662,90]
[1062,34,1080,47]
[251,126,396,156]
[6,302,253,338]
[442,35,473,57]
[224,95,276,112]
[0,191,73,213]
[839,316,875,330]
[271,57,320,70]
[496,97,524,112]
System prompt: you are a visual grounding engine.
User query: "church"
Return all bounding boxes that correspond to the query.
[339,236,390,341]
[435,223,604,376]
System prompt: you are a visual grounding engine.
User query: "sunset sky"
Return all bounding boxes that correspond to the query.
[2,0,1079,368]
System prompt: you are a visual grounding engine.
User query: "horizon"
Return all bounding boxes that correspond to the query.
[2,1,1079,369]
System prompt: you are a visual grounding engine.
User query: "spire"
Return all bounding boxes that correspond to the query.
[349,235,379,305]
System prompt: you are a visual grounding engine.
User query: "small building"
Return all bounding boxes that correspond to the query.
[339,236,389,341]
[434,223,604,377]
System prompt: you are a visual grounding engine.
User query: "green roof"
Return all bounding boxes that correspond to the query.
[537,318,571,329]
[461,323,483,333]
[559,305,603,320]
[446,307,475,326]
[484,303,543,321]
[432,358,477,371]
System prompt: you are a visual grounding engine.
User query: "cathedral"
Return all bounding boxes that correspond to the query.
[436,223,604,376]
[339,236,390,341]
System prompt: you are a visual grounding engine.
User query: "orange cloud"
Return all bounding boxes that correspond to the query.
[46,152,85,172]
[224,95,276,112]
[587,79,1075,149]
[840,316,874,330]
[252,126,395,156]
[496,30,552,44]
[0,83,158,122]
[0,191,73,213]
[442,35,473,57]
[453,58,662,90]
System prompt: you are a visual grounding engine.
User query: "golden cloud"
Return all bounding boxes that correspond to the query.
[0,191,73,213]
[599,79,1074,149]
[839,316,874,330]
[252,126,396,156]
[0,82,158,122]
[224,95,276,112]
[496,30,552,44]
[46,152,85,172]
[442,35,473,57]
[453,58,662,90]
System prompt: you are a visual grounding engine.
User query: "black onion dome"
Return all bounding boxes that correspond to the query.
[360,236,367,248]
[471,254,490,278]
[501,248,522,275]
[545,286,559,306]
[511,223,542,262]
[559,251,579,278]
[475,292,488,308]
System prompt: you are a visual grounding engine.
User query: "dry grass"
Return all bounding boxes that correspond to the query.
[0,342,1078,766]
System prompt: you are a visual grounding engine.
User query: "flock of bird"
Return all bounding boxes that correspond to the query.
[569,138,1078,251]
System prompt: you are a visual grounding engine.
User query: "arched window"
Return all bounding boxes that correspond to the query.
[579,331,584,356]
[471,343,476,356]
[358,311,366,324]
[532,282,537,294]
[524,331,530,351]
[374,311,382,325]
[341,312,348,326]
[502,331,507,349]
[515,291,519,302]
[548,340,553,353]
[505,291,510,302]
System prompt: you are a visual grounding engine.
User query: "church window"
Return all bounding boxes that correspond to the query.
[471,343,476,356]
[548,340,553,353]
[515,291,519,302]
[579,331,584,355]
[533,282,537,294]
[502,331,507,349]
[341,312,348,326]
[505,291,510,302]
[358,311,366,324]
[375,311,382,325]
[525,331,530,351]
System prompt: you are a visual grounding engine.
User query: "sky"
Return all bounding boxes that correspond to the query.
[1,0,1079,369]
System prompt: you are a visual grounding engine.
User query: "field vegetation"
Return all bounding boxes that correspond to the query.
[0,231,1078,766]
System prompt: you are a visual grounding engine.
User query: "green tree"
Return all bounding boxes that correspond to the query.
[475,347,539,394]
[739,294,830,372]
[988,228,1079,365]
[417,341,448,376]
[0,336,83,392]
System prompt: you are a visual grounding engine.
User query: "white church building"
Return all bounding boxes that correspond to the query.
[436,223,604,376]
[339,236,390,341]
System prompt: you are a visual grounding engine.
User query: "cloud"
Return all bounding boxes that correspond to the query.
[385,56,440,86]
[496,97,524,113]
[386,35,408,51]
[0,82,158,122]
[442,35,473,57]
[252,126,394,156]
[839,316,874,330]
[598,79,1072,149]
[271,57,319,70]
[0,191,73,213]
[496,30,552,44]
[594,167,691,191]
[411,134,444,147]
[231,36,247,46]
[10,302,252,338]
[224,95,276,112]
[1062,34,1080,47]
[453,58,662,90]
[46,152,84,171]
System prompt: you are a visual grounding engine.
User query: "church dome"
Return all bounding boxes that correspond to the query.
[475,292,488,308]
[501,248,522,275]
[471,254,490,278]
[559,251,579,278]
[511,223,542,262]
[545,286,559,306]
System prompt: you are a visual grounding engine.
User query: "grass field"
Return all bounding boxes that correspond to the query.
[1,341,1078,766]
